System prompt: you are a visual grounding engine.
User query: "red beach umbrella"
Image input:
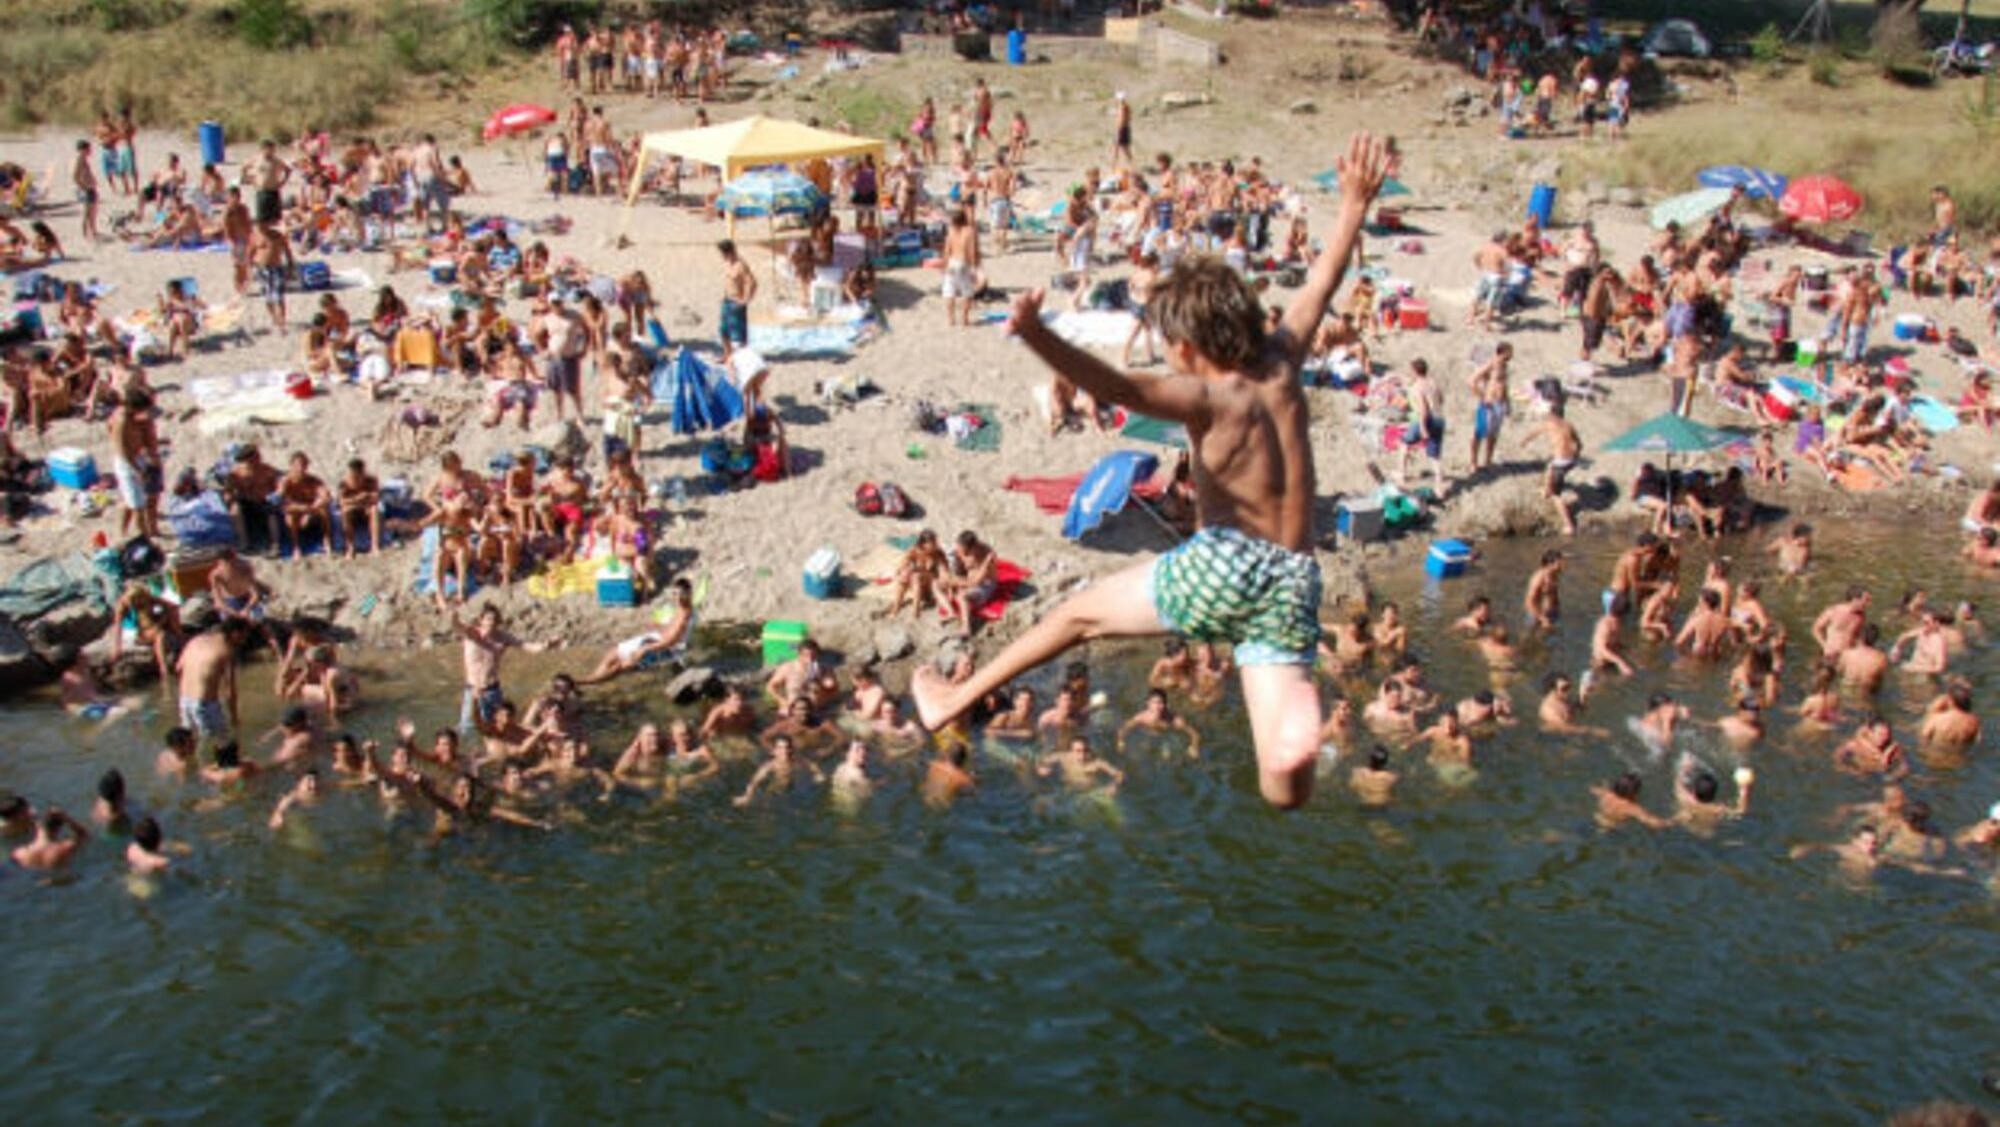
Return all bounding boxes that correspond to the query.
[1779,174,1863,224]
[482,103,556,141]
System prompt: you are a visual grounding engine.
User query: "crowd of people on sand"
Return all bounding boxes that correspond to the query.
[3,18,2000,898]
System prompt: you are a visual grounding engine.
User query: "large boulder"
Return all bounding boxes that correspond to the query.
[25,602,112,656]
[0,617,47,693]
[665,665,722,705]
[871,624,914,663]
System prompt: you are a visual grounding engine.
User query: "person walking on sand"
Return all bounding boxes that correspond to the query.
[249,221,293,335]
[911,130,1392,811]
[717,239,756,365]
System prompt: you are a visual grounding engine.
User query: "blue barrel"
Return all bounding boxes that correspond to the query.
[1006,28,1026,66]
[198,121,225,167]
[1527,182,1556,227]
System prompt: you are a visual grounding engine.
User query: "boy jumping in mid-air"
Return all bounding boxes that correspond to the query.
[912,131,1391,809]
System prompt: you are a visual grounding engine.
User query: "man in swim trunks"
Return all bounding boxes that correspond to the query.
[1520,399,1582,535]
[941,208,981,328]
[107,387,163,541]
[912,130,1392,810]
[1467,342,1511,471]
[247,139,290,226]
[206,548,280,657]
[249,220,292,335]
[1467,231,1508,330]
[577,578,694,685]
[452,605,556,732]
[717,239,755,364]
[178,620,249,752]
[1399,358,1447,493]
[937,530,999,639]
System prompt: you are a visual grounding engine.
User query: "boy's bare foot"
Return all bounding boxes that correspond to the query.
[910,666,954,732]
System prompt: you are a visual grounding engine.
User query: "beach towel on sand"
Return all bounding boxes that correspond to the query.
[940,559,1030,623]
[952,404,1003,452]
[524,551,613,600]
[410,527,479,599]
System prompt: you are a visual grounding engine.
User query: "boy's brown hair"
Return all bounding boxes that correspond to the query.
[1148,255,1266,372]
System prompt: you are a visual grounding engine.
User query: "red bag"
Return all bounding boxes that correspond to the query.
[853,481,883,515]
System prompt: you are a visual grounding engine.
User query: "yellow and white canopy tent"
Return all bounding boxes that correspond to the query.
[622,114,886,236]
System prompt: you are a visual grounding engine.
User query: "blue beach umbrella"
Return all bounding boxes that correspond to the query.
[717,168,827,218]
[1696,165,1788,201]
[1062,450,1159,540]
[656,348,744,435]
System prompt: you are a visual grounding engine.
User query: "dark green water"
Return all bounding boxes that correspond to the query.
[1,520,1996,1122]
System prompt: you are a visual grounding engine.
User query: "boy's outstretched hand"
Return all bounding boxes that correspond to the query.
[1006,287,1046,338]
[1335,131,1391,213]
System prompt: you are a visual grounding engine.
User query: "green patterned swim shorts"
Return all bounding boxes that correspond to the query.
[1147,526,1321,666]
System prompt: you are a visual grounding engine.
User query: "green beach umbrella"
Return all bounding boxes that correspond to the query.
[1647,187,1734,231]
[1312,169,1412,197]
[1601,412,1739,455]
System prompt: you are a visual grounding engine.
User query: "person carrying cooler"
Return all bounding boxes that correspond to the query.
[912,131,1391,810]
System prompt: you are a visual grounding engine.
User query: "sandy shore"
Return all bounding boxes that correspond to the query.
[1,18,1991,683]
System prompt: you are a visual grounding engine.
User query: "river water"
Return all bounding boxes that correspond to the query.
[0,519,1995,1121]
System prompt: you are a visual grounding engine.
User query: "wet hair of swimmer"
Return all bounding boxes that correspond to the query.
[214,741,242,769]
[1368,745,1390,771]
[1612,771,1643,801]
[1147,688,1168,706]
[1473,690,1495,707]
[133,816,162,853]
[1647,691,1674,711]
[950,745,970,768]
[282,705,310,730]
[1904,800,1934,832]
[1690,771,1719,804]
[1163,638,1186,657]
[0,795,27,820]
[97,769,125,806]
[1541,671,1565,693]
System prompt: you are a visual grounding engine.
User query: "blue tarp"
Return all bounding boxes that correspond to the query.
[1062,451,1158,540]
[165,491,239,549]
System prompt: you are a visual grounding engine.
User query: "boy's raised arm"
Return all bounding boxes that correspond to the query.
[1278,132,1389,365]
[1012,289,1211,424]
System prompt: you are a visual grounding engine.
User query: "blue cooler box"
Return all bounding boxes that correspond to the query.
[597,563,636,607]
[1336,497,1386,543]
[802,547,841,600]
[1425,539,1473,579]
[49,447,98,490]
[296,261,332,291]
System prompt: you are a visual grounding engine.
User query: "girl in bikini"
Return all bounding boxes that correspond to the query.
[424,494,478,611]
[476,492,524,587]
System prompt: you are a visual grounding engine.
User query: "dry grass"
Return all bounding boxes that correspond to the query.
[0,0,514,139]
[1569,60,2000,237]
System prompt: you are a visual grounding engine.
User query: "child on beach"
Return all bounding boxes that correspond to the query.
[912,131,1392,809]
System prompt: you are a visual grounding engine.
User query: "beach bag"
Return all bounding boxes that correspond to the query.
[699,438,731,475]
[909,398,941,433]
[750,443,784,482]
[119,536,165,579]
[878,482,909,518]
[854,481,884,516]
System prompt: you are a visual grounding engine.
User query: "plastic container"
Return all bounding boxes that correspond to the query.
[596,561,636,607]
[802,546,842,600]
[428,261,456,285]
[761,619,809,666]
[1425,538,1474,579]
[296,261,332,291]
[1892,314,1929,342]
[1398,298,1430,331]
[198,121,225,167]
[285,372,315,400]
[1527,182,1557,228]
[1335,497,1386,543]
[1006,28,1026,65]
[49,448,98,490]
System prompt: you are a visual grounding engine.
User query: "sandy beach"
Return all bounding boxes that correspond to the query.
[1,13,1990,677]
